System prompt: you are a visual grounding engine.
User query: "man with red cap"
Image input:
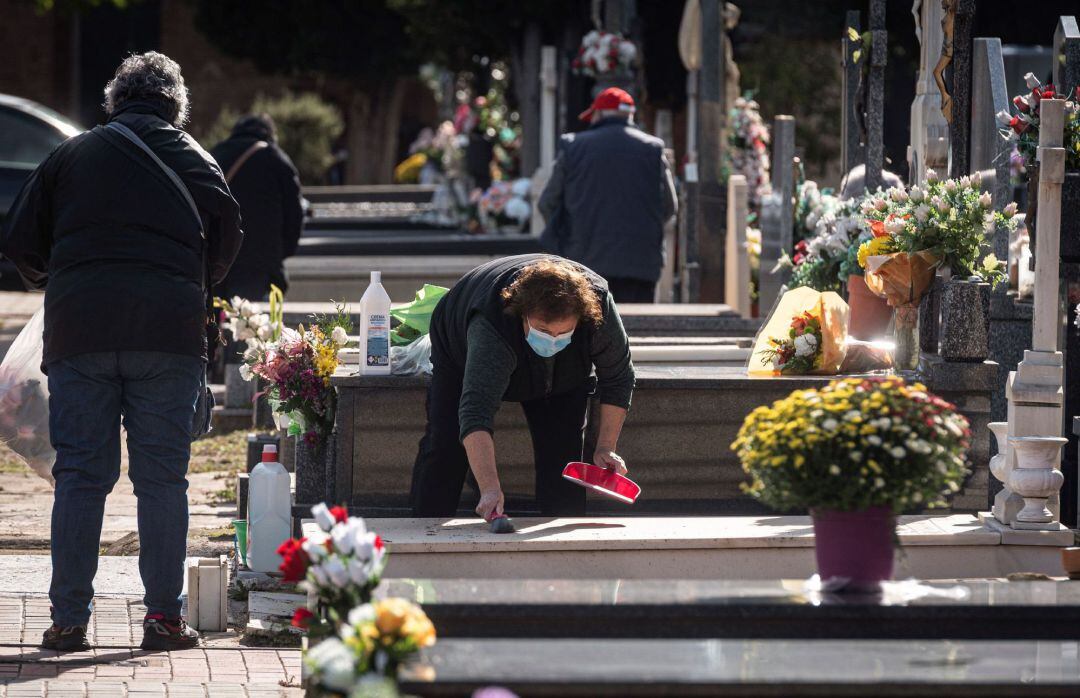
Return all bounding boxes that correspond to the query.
[539,87,677,303]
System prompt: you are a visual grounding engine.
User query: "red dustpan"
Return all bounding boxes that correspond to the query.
[562,462,641,504]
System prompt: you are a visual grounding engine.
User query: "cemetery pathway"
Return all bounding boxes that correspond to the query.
[0,593,303,697]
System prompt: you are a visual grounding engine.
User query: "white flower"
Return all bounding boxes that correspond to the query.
[932,196,950,214]
[236,326,256,342]
[505,197,531,222]
[347,604,375,627]
[510,178,532,197]
[238,300,256,318]
[914,204,931,223]
[874,477,886,489]
[256,324,272,342]
[618,41,637,63]
[873,198,888,212]
[245,337,261,350]
[979,192,992,209]
[909,186,925,203]
[322,556,350,587]
[822,418,838,432]
[959,175,971,188]
[925,168,939,183]
[311,503,336,532]
[301,534,329,562]
[944,179,958,193]
[347,557,375,585]
[890,446,906,459]
[309,563,330,587]
[867,435,882,447]
[306,638,356,692]
[331,326,349,346]
[1024,72,1041,90]
[885,217,906,235]
[971,171,982,188]
[331,517,367,556]
[238,364,253,382]
[912,491,923,503]
[793,333,818,357]
[851,452,862,462]
[888,187,908,203]
[828,465,841,476]
[1003,201,1018,218]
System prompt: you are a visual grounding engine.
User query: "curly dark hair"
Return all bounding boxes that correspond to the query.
[103,52,189,128]
[500,260,603,326]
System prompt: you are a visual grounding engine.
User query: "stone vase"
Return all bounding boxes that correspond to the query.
[1007,436,1067,525]
[295,430,338,507]
[938,279,991,361]
[846,274,893,340]
[892,303,920,371]
[987,422,1009,484]
[811,507,896,593]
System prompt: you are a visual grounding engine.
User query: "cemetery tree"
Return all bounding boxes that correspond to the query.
[190,0,421,184]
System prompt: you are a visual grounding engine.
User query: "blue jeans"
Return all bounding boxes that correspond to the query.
[47,351,205,627]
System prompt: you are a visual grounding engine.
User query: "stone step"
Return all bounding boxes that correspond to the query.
[379,577,1080,641]
[398,638,1080,697]
[308,515,1070,582]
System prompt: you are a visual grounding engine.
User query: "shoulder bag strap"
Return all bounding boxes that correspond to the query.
[225,140,269,184]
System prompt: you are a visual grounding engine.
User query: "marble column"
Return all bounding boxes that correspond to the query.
[724,175,750,317]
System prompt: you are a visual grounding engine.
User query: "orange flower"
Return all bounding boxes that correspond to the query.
[870,219,888,238]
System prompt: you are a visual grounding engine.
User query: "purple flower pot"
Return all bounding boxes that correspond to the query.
[811,506,896,592]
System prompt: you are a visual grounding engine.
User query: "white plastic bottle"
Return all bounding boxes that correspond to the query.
[247,444,292,574]
[359,270,392,375]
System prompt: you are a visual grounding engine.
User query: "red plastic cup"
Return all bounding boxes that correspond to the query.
[561,462,641,504]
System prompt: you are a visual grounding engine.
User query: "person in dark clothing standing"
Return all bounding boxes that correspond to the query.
[210,114,303,300]
[410,254,635,519]
[539,88,678,303]
[0,52,243,652]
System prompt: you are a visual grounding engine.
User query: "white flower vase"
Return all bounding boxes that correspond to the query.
[1006,436,1067,525]
[987,422,1009,483]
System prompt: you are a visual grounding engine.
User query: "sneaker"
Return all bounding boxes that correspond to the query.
[40,624,90,652]
[140,614,199,651]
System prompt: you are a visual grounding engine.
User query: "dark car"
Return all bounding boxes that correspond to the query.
[0,94,83,289]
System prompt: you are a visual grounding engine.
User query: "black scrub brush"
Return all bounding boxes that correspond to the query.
[487,512,515,534]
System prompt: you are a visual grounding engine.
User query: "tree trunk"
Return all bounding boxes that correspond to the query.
[512,21,543,177]
[345,78,408,184]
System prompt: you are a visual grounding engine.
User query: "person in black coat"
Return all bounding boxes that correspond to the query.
[210,114,303,301]
[0,52,242,653]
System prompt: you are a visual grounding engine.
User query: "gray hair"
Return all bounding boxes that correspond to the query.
[103,52,190,128]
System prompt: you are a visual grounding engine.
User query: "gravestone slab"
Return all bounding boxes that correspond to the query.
[864,0,887,193]
[947,0,977,178]
[841,10,865,180]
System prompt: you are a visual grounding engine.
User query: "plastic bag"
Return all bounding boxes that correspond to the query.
[0,308,55,484]
[391,284,448,346]
[748,286,849,375]
[391,334,432,376]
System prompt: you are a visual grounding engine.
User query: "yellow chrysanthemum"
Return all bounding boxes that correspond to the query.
[857,236,893,268]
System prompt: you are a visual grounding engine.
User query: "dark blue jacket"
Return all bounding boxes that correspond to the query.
[539,118,675,283]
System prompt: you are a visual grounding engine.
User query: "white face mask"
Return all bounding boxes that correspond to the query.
[526,322,574,357]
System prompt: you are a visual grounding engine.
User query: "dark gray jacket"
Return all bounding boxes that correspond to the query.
[539,117,677,283]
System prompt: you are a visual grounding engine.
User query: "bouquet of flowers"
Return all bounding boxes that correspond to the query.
[241,306,351,445]
[789,197,867,293]
[219,296,277,359]
[572,30,637,78]
[0,309,54,484]
[856,170,1017,301]
[477,179,532,232]
[997,73,1080,172]
[760,311,823,374]
[726,95,772,208]
[732,376,971,513]
[305,598,436,691]
[749,287,849,376]
[280,504,388,637]
[398,121,463,185]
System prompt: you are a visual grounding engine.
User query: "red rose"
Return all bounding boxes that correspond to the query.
[791,316,807,332]
[329,505,349,524]
[1013,95,1029,113]
[793,253,805,265]
[1009,116,1029,135]
[374,535,384,551]
[277,538,310,583]
[291,607,315,629]
[869,219,887,238]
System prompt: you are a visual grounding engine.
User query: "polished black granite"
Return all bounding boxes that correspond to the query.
[380,579,1080,640]
[399,638,1080,697]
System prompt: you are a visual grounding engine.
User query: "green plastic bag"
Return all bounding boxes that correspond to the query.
[391,284,449,346]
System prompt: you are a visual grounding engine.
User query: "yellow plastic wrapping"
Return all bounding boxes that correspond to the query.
[748,287,850,375]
